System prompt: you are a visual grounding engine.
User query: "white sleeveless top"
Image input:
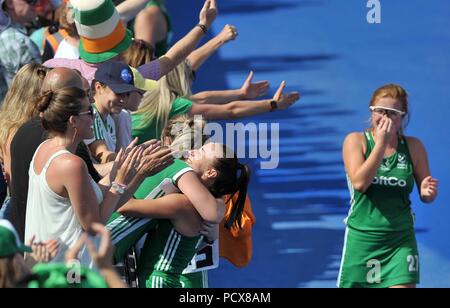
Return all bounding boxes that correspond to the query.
[25,141,103,267]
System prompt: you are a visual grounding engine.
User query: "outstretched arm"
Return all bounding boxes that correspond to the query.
[189,81,300,120]
[190,71,269,105]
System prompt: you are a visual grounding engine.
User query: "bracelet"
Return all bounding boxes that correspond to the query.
[269,100,278,112]
[111,181,128,195]
[196,23,208,34]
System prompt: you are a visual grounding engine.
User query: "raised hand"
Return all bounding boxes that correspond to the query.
[241,71,270,100]
[114,146,144,185]
[217,24,238,43]
[199,0,218,29]
[136,147,174,177]
[420,176,438,202]
[273,81,301,110]
[375,115,396,146]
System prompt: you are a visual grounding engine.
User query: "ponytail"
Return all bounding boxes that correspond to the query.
[209,145,251,230]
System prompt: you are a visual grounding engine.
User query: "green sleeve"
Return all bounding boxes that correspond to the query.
[169,97,193,120]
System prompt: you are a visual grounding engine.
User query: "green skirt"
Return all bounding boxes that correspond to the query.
[337,227,420,288]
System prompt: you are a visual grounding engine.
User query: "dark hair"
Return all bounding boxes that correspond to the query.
[209,145,251,230]
[36,87,87,134]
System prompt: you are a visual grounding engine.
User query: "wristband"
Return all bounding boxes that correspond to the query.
[111,181,127,195]
[196,23,208,34]
[269,100,278,112]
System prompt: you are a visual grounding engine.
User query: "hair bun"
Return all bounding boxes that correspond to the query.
[37,91,54,113]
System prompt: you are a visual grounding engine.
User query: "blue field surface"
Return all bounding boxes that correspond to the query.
[168,0,450,287]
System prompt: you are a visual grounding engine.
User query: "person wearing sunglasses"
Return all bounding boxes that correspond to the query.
[338,84,438,288]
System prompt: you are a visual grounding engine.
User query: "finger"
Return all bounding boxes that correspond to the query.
[115,148,124,164]
[27,235,36,246]
[422,176,432,184]
[142,139,159,149]
[84,237,97,259]
[202,0,211,11]
[123,146,139,168]
[147,144,162,156]
[209,0,216,10]
[126,137,138,150]
[153,148,172,159]
[273,81,286,101]
[245,71,254,85]
[65,233,88,261]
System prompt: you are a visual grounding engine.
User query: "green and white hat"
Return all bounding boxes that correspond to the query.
[70,0,133,63]
[0,219,32,258]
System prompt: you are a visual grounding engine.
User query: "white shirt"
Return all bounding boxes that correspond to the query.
[25,142,103,268]
[54,39,79,60]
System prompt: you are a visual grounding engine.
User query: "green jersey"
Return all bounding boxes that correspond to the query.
[138,219,203,288]
[131,97,193,144]
[338,131,420,288]
[106,159,193,261]
[345,131,415,232]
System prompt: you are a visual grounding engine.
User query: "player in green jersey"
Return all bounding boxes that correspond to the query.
[338,84,438,288]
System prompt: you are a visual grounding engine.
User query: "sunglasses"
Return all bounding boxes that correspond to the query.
[78,105,94,117]
[369,106,405,118]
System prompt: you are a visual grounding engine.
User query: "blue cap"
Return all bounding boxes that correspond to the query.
[94,61,141,94]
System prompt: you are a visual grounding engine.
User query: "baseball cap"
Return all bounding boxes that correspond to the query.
[0,219,32,258]
[94,61,141,94]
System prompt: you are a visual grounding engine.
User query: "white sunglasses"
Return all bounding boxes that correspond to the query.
[369,106,405,117]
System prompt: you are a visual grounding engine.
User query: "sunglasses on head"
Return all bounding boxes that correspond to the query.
[78,105,94,117]
[369,106,405,117]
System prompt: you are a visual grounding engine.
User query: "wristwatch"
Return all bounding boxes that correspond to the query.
[269,100,278,112]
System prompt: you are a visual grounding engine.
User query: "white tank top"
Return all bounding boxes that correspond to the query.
[25,141,104,267]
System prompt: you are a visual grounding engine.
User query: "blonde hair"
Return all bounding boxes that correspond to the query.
[0,63,49,158]
[162,115,208,156]
[133,61,193,139]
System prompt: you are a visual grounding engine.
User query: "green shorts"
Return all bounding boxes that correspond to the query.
[337,227,420,288]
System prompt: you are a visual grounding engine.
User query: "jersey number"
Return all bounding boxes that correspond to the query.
[407,255,419,272]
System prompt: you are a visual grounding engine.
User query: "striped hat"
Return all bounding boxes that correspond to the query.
[71,0,132,63]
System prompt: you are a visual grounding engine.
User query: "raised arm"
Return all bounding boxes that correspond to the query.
[186,24,238,71]
[343,117,396,193]
[157,0,217,78]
